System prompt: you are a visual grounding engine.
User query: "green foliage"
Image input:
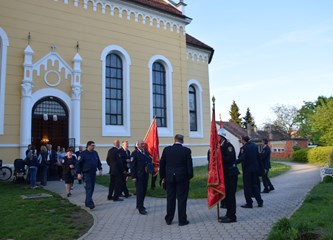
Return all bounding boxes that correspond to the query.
[292,145,301,151]
[312,98,333,146]
[269,181,333,239]
[229,100,242,126]
[307,146,333,165]
[292,148,310,163]
[292,146,333,165]
[241,107,256,129]
[0,183,93,240]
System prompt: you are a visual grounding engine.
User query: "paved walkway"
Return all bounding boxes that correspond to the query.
[45,163,320,240]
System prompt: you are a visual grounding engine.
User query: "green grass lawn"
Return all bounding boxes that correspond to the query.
[0,182,93,240]
[96,161,291,199]
[268,179,333,240]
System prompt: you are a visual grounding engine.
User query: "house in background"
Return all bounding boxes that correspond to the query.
[0,0,214,165]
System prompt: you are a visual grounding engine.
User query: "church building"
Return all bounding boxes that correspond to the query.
[0,0,214,164]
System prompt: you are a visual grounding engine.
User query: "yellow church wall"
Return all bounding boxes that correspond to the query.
[0,0,211,164]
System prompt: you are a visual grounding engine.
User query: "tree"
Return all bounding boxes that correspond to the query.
[311,98,333,146]
[229,100,241,126]
[271,104,299,136]
[295,96,333,143]
[242,107,256,129]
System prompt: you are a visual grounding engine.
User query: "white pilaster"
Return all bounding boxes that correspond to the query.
[71,53,82,150]
[20,45,34,158]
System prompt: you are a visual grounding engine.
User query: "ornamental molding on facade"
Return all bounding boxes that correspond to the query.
[186,46,209,64]
[53,0,190,34]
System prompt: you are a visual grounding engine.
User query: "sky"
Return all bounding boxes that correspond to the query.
[185,0,333,128]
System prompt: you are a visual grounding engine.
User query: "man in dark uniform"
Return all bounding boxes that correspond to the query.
[118,140,131,198]
[237,136,263,208]
[217,128,239,223]
[159,134,193,226]
[131,139,152,215]
[261,138,274,193]
[77,141,103,209]
[106,139,123,201]
[46,144,58,180]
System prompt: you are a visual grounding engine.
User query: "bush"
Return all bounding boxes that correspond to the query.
[308,146,333,166]
[293,145,302,151]
[292,148,310,163]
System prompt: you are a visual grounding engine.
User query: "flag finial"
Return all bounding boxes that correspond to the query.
[212,96,215,109]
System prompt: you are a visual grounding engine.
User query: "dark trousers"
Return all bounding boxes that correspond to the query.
[40,166,48,186]
[165,179,190,224]
[83,172,96,208]
[262,169,274,190]
[243,172,263,206]
[108,174,121,199]
[136,174,148,210]
[151,175,157,189]
[225,174,238,220]
[121,174,129,196]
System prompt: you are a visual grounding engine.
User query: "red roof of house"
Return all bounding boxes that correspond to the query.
[186,34,215,63]
[125,0,185,18]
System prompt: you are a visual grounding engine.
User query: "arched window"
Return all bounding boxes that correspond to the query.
[0,27,9,135]
[100,45,131,136]
[105,53,123,126]
[188,80,203,138]
[152,62,167,127]
[148,55,173,137]
[189,84,197,131]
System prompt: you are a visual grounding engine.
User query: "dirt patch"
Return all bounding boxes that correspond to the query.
[68,208,94,237]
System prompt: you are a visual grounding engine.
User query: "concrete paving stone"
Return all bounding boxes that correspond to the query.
[44,162,320,240]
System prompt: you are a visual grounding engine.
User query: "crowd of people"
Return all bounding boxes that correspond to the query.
[211,128,274,223]
[23,131,273,225]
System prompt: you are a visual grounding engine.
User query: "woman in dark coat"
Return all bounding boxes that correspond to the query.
[62,148,75,197]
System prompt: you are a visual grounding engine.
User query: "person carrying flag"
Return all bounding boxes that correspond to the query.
[217,128,239,223]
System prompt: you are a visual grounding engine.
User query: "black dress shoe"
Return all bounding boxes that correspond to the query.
[107,196,113,200]
[219,217,237,223]
[125,194,132,198]
[113,198,124,202]
[88,205,95,210]
[139,209,147,215]
[261,189,269,193]
[258,202,264,207]
[270,187,275,191]
[166,221,172,225]
[241,204,253,208]
[179,220,189,226]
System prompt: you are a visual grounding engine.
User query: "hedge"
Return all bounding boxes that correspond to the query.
[292,148,310,163]
[292,147,333,165]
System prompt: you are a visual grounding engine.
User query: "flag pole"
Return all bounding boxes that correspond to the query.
[212,96,221,222]
[144,116,156,141]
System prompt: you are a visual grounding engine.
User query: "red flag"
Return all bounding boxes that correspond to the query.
[207,108,225,208]
[144,118,160,176]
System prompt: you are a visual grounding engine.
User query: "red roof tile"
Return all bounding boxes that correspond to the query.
[124,0,185,18]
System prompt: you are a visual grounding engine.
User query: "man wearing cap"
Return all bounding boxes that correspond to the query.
[217,128,239,223]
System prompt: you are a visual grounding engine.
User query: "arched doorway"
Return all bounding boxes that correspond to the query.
[31,96,69,151]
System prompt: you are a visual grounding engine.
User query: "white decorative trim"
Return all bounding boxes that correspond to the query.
[20,45,82,158]
[148,55,174,137]
[188,80,204,138]
[0,27,9,135]
[100,45,131,136]
[54,0,190,34]
[186,46,210,64]
[44,70,61,87]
